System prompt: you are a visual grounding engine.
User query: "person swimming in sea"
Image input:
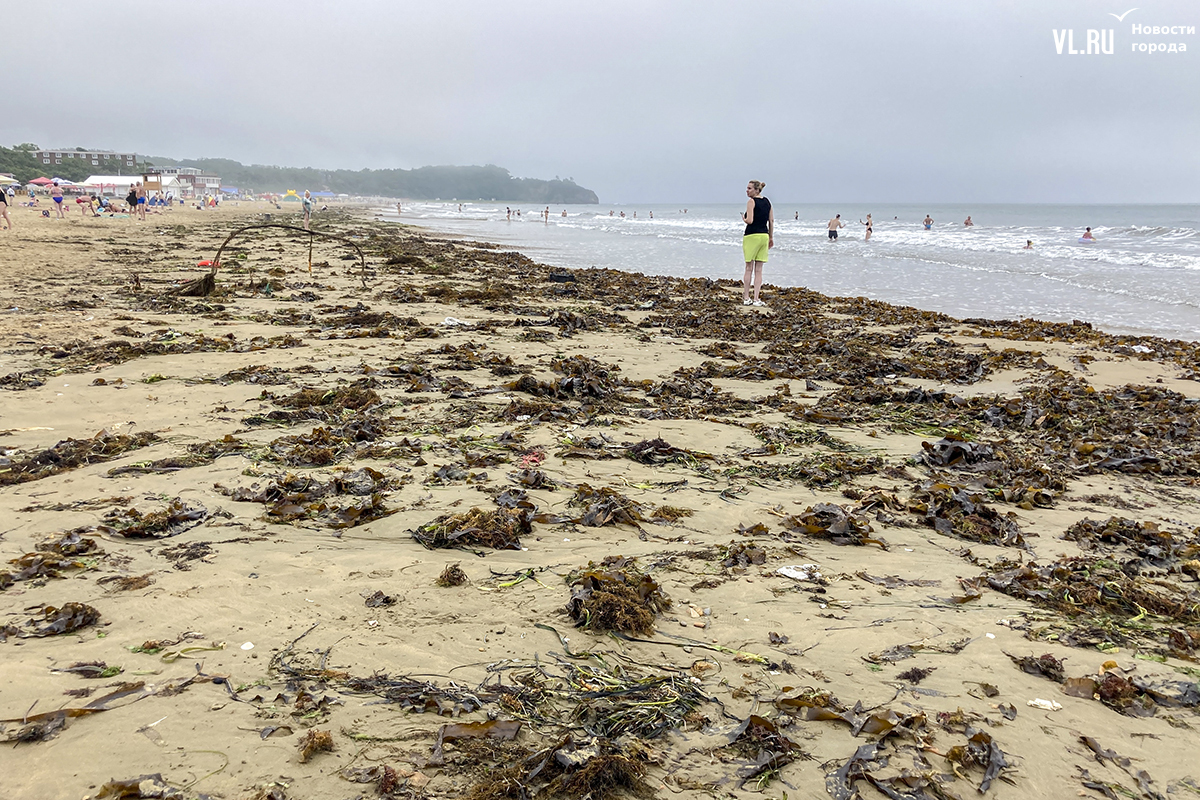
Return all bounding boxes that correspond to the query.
[923,215,934,230]
[1081,227,1096,241]
[827,214,845,240]
[1023,240,1033,249]
[859,214,873,241]
[964,215,974,227]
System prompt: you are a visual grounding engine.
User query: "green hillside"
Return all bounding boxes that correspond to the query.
[1,144,598,203]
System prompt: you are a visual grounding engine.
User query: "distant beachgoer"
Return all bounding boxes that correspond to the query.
[620,211,625,218]
[923,215,934,230]
[964,216,974,227]
[632,211,636,219]
[794,211,798,220]
[562,209,567,217]
[302,190,315,230]
[544,206,550,222]
[827,214,844,240]
[397,202,403,215]
[126,186,138,214]
[1023,240,1033,249]
[1081,227,1095,241]
[859,214,873,241]
[0,188,10,230]
[648,211,652,219]
[609,210,613,216]
[741,179,773,307]
[136,182,147,220]
[51,181,65,218]
[506,207,511,220]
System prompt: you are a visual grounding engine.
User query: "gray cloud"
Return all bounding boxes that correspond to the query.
[4,0,1196,203]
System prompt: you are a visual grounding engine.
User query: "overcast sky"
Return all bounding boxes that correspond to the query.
[5,0,1198,203]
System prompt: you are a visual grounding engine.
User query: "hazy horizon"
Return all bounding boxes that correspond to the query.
[5,0,1197,205]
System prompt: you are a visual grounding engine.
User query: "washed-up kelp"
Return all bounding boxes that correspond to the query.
[625,437,712,466]
[0,529,102,590]
[1063,516,1195,571]
[276,383,381,412]
[907,481,1027,547]
[98,499,208,539]
[410,507,529,551]
[782,504,886,547]
[107,434,250,475]
[0,430,158,486]
[725,714,805,789]
[264,413,391,466]
[570,484,646,529]
[463,736,653,800]
[219,468,399,529]
[729,452,883,487]
[1,602,101,641]
[566,558,671,634]
[987,557,1200,656]
[39,330,305,373]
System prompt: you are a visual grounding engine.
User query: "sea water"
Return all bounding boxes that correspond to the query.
[378,202,1199,342]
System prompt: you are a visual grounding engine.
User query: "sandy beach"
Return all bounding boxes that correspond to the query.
[1,202,1198,800]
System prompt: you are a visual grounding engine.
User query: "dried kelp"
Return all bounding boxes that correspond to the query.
[2,602,100,641]
[566,559,671,634]
[410,507,529,551]
[0,430,158,486]
[783,504,886,548]
[219,468,399,529]
[908,480,1027,547]
[98,499,208,539]
[571,484,647,529]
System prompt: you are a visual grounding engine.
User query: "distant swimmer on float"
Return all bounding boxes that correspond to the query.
[1080,227,1096,242]
[827,214,845,240]
[923,215,934,230]
[964,215,974,227]
[1023,240,1034,249]
[741,179,774,308]
[859,214,873,241]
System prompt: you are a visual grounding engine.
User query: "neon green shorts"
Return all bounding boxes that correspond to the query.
[743,234,769,263]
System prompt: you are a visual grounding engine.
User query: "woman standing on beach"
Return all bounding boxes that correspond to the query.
[0,186,10,231]
[859,214,873,241]
[741,179,773,307]
[302,190,315,231]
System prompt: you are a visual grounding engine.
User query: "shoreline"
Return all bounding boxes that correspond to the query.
[373,204,1200,344]
[1,203,1198,799]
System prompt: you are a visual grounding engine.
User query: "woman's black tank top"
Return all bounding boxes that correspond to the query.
[744,197,771,236]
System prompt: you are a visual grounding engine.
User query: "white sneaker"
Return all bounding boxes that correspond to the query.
[752,299,767,307]
[742,298,753,306]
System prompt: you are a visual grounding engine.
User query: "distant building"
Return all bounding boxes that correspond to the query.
[144,167,221,198]
[35,149,137,168]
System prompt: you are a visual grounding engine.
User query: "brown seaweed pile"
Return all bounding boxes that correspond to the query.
[0,430,158,486]
[566,558,671,634]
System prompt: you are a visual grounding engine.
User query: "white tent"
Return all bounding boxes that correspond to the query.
[82,175,138,195]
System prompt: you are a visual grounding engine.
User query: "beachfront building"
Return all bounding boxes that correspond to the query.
[145,167,221,199]
[35,149,137,169]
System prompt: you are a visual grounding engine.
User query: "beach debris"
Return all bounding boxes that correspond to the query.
[864,638,971,664]
[625,437,711,465]
[410,507,529,551]
[777,564,822,582]
[1,530,102,590]
[570,484,646,529]
[782,503,886,548]
[219,468,399,529]
[726,714,804,789]
[430,719,521,766]
[1026,698,1062,711]
[297,729,334,762]
[97,499,208,539]
[1008,652,1066,682]
[107,434,250,475]
[566,557,671,634]
[436,563,468,587]
[897,666,936,684]
[907,480,1027,547]
[93,773,189,799]
[2,602,101,642]
[363,590,396,607]
[0,430,158,486]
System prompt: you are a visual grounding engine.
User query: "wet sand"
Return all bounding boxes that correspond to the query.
[1,202,1198,800]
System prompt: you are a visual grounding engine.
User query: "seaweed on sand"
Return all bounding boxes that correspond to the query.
[782,503,886,548]
[410,507,530,551]
[907,480,1028,547]
[219,468,400,529]
[566,558,671,634]
[107,434,250,475]
[98,499,208,539]
[570,484,647,529]
[626,437,712,466]
[0,430,158,486]
[1,602,101,641]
